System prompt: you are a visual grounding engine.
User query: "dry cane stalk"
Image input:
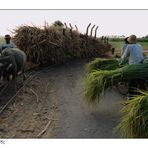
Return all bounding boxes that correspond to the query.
[30,88,39,103]
[36,119,52,138]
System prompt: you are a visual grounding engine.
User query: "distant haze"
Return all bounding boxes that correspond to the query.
[0,10,148,37]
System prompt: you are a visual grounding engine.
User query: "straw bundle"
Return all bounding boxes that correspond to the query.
[13,25,65,65]
[85,58,121,73]
[84,64,148,104]
[116,91,148,138]
[12,22,112,65]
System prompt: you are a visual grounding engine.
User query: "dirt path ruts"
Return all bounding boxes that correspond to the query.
[49,59,123,138]
[0,59,123,138]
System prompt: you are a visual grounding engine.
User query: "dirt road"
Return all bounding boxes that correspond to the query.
[0,59,123,138]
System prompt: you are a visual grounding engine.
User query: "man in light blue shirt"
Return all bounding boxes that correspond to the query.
[0,34,15,51]
[120,35,144,64]
[120,35,145,97]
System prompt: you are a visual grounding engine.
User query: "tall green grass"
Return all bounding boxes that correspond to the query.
[0,36,4,45]
[110,41,148,53]
[85,58,121,73]
[116,91,148,138]
[84,64,148,104]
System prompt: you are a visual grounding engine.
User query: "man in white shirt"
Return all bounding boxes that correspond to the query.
[120,35,146,97]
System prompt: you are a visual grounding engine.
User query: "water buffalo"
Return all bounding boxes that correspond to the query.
[0,48,27,87]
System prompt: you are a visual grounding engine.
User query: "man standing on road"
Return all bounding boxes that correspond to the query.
[120,34,145,96]
[0,34,15,51]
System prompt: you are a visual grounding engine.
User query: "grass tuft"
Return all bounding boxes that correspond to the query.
[84,64,148,104]
[115,91,148,138]
[85,58,121,73]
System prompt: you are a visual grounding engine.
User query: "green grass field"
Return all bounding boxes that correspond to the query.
[110,41,148,54]
[0,37,5,44]
[1,36,148,55]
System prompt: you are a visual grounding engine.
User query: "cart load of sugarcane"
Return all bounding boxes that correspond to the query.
[84,61,148,104]
[12,21,112,65]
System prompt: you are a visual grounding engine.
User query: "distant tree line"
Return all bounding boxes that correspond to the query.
[109,37,148,42]
[142,35,148,38]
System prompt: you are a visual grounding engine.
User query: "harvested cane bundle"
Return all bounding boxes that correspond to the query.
[12,25,66,65]
[12,22,112,65]
[85,58,121,73]
[116,91,148,138]
[84,64,148,104]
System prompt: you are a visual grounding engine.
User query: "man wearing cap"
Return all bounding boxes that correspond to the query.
[120,35,145,96]
[120,35,144,64]
[0,34,15,51]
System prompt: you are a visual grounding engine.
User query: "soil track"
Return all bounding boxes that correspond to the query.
[0,59,123,138]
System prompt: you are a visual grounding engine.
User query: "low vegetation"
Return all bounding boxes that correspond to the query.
[110,38,148,55]
[116,91,148,138]
[84,63,148,104]
[85,58,121,73]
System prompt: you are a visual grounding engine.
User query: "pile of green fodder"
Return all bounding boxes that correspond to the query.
[12,22,112,65]
[115,91,148,138]
[84,64,148,104]
[85,58,121,73]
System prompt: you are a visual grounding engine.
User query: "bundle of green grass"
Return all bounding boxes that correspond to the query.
[84,64,148,104]
[115,91,148,138]
[85,58,121,73]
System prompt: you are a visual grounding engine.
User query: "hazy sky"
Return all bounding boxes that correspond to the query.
[0,10,148,37]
